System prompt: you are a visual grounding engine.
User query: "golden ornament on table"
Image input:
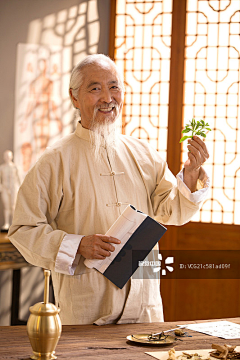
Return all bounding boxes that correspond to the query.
[27,269,62,360]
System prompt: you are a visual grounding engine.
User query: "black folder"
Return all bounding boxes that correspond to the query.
[84,205,167,289]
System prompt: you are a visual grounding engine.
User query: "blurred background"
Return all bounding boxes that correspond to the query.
[0,0,239,325]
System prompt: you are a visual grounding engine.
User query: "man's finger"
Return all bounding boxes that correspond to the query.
[192,136,209,157]
[98,235,121,244]
[93,253,108,260]
[98,248,112,257]
[187,144,200,160]
[188,138,209,162]
[101,242,115,252]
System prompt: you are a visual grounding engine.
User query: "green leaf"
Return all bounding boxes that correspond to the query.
[182,128,191,133]
[179,135,192,143]
[180,118,211,143]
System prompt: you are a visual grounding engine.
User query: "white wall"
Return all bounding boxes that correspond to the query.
[0,0,111,325]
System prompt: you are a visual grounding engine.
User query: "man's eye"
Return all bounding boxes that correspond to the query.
[91,87,101,92]
[111,86,120,90]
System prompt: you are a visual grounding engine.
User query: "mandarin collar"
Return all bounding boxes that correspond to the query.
[74,122,91,142]
[74,122,111,148]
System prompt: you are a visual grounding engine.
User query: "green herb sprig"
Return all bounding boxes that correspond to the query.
[179,118,211,143]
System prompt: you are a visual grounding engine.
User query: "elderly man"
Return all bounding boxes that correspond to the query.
[9,54,209,325]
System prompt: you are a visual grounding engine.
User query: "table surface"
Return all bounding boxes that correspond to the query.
[0,318,240,360]
[0,232,29,270]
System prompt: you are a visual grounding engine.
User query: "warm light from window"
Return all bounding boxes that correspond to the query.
[182,0,240,224]
[114,0,172,160]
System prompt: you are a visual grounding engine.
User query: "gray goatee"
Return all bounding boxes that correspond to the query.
[89,103,121,162]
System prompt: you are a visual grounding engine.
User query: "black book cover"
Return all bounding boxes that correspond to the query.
[103,216,167,289]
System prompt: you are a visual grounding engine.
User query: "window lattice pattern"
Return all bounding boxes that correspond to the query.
[114,0,172,159]
[182,0,240,224]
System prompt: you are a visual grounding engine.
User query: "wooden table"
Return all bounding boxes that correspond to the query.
[0,318,240,359]
[0,232,30,325]
[0,232,29,270]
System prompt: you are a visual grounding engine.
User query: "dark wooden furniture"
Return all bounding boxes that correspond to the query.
[0,318,240,359]
[0,232,30,325]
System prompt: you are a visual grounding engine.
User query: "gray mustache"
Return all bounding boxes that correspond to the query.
[96,103,119,110]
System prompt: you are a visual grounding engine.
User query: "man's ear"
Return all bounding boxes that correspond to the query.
[69,89,79,109]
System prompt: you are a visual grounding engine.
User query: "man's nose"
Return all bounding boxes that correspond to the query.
[101,87,112,103]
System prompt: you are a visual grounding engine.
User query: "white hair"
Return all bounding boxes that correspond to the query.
[69,54,124,109]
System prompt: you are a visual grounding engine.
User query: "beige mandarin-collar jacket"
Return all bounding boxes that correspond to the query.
[9,122,209,325]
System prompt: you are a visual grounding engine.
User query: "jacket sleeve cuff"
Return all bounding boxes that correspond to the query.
[176,167,210,204]
[55,234,84,275]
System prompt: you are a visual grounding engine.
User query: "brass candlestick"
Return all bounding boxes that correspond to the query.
[27,270,62,360]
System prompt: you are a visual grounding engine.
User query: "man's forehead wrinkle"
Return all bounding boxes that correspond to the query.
[80,63,122,92]
[86,81,101,89]
[86,79,120,89]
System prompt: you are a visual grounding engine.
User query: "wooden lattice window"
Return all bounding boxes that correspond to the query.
[110,0,240,322]
[110,0,240,226]
[182,0,240,225]
[112,0,172,160]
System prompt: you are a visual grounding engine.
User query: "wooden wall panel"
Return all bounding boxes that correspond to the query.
[160,223,240,321]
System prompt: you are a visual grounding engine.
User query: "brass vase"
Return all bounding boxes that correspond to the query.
[27,270,62,360]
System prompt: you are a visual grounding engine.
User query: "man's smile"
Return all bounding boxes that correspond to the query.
[98,106,115,113]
